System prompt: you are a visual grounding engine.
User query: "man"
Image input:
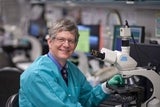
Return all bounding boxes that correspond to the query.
[19,18,124,107]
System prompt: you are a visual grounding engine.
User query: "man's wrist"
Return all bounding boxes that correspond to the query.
[106,81,113,89]
[101,82,114,94]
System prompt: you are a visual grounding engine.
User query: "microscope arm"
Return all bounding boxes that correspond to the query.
[122,68,160,107]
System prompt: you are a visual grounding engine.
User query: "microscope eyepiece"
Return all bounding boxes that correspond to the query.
[91,50,105,60]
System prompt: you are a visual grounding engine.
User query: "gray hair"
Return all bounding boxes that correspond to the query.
[48,18,79,43]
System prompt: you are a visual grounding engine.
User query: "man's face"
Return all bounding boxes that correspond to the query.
[48,31,77,63]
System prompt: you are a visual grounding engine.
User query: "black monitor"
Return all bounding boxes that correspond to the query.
[113,25,145,51]
[130,43,160,73]
[129,43,160,102]
[75,24,100,55]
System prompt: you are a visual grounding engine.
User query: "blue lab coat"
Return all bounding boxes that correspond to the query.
[19,54,109,107]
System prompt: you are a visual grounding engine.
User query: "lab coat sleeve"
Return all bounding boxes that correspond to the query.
[64,61,110,107]
[77,71,109,107]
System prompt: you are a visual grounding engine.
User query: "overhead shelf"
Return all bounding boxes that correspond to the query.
[46,0,160,4]
[45,0,160,5]
[32,0,160,9]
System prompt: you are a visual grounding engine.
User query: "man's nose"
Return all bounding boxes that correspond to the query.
[63,40,70,46]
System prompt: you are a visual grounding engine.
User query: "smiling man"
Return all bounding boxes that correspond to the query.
[19,18,124,107]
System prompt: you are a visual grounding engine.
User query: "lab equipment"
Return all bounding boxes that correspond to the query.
[113,25,145,51]
[91,20,160,107]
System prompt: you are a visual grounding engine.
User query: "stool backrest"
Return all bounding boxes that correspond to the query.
[0,67,22,107]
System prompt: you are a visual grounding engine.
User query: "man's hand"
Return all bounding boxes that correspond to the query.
[101,74,125,94]
[107,74,124,87]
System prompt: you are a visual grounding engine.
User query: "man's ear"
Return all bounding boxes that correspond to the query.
[47,37,52,48]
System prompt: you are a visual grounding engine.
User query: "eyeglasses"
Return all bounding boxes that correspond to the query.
[53,37,76,45]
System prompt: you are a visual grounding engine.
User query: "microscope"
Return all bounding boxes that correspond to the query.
[91,21,160,107]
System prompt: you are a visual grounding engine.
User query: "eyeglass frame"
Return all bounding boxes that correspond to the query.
[52,37,77,45]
